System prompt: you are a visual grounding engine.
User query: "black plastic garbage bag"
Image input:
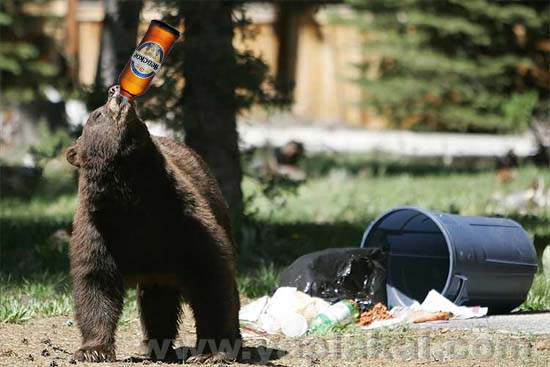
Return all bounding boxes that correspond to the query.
[279,247,387,310]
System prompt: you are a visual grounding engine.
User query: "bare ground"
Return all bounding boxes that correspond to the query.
[1,310,549,367]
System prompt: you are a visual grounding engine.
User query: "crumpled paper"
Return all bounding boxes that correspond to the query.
[418,289,488,319]
[365,287,488,330]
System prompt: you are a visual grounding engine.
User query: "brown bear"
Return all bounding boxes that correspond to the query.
[66,86,241,363]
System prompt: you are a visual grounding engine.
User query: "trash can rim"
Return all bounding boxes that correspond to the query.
[359,206,455,298]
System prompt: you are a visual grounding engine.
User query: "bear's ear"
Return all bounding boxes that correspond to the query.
[66,143,80,168]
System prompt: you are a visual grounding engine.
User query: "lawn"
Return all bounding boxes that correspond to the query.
[1,154,549,324]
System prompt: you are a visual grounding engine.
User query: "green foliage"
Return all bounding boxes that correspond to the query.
[0,273,72,323]
[518,273,550,311]
[139,2,283,132]
[0,0,69,105]
[0,194,75,274]
[41,156,77,197]
[119,289,138,327]
[0,273,139,325]
[238,263,280,299]
[29,123,73,165]
[348,0,549,133]
[25,123,76,197]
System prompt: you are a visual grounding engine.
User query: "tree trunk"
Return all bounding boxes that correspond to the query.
[89,0,143,107]
[275,3,301,103]
[181,1,243,228]
[65,0,79,86]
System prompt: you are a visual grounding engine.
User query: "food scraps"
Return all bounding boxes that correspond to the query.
[357,303,393,327]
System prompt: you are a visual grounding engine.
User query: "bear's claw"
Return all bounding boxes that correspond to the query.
[74,346,115,362]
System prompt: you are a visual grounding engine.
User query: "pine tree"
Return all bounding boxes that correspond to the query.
[349,0,549,133]
[0,0,68,106]
[141,2,280,227]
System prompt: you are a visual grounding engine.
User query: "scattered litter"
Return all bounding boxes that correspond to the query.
[417,289,488,320]
[239,287,329,337]
[242,273,488,336]
[281,313,308,337]
[386,284,418,309]
[363,289,487,330]
[239,296,270,324]
[308,300,359,334]
[411,311,450,323]
[239,285,488,336]
[358,303,392,327]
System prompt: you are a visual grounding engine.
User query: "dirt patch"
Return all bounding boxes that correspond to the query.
[0,313,548,367]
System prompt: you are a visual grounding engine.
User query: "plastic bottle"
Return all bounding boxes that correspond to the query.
[119,20,180,101]
[307,300,359,334]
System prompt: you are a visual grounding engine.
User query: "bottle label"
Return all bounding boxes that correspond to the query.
[130,41,164,79]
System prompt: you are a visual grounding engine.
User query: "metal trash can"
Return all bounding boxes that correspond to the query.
[360,207,538,314]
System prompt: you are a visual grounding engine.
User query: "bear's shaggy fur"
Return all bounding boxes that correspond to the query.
[66,87,241,363]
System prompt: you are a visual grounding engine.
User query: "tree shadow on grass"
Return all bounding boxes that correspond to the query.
[238,219,367,271]
[238,213,549,272]
[1,210,546,277]
[0,216,72,275]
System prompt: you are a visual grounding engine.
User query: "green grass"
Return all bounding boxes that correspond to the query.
[1,154,549,322]
[238,263,280,299]
[0,193,77,220]
[519,273,550,312]
[0,273,72,323]
[246,160,548,225]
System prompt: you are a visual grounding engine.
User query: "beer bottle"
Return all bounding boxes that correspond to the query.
[119,20,180,101]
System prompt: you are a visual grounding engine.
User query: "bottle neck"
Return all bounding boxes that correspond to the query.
[120,88,135,101]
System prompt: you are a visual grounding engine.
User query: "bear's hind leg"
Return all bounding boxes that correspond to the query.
[137,284,182,361]
[187,275,241,363]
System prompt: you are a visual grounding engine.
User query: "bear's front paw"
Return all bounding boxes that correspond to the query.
[74,346,115,362]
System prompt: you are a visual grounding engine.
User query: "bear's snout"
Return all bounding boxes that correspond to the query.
[107,92,135,128]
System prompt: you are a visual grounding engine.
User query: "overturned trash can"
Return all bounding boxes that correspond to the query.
[361,207,538,314]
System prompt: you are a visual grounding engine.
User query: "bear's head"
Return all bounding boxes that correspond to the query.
[66,86,151,171]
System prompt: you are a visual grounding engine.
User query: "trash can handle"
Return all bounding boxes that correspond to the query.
[452,274,469,305]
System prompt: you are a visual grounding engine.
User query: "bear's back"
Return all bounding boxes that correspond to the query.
[153,136,234,247]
